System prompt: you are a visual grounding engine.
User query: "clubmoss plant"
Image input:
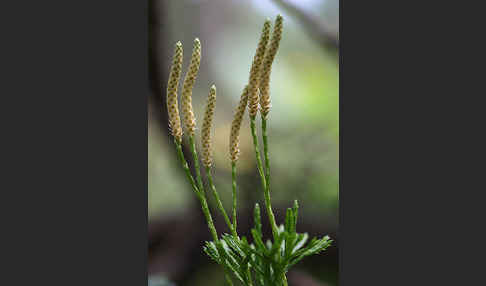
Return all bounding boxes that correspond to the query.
[163,15,332,286]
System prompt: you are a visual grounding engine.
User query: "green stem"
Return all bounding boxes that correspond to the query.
[196,187,219,241]
[174,139,218,241]
[206,166,236,237]
[174,140,200,196]
[189,136,205,193]
[262,117,271,193]
[231,162,238,236]
[250,117,279,239]
[250,118,266,180]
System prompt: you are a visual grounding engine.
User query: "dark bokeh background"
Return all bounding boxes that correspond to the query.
[148,0,338,285]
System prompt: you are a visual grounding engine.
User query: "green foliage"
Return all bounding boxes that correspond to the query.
[203,202,332,286]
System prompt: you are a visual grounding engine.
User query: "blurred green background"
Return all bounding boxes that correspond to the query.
[148,0,338,285]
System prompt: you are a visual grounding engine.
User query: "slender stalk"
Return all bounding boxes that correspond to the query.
[231,162,238,235]
[189,136,205,193]
[196,187,219,241]
[206,166,236,237]
[250,117,278,239]
[188,136,219,239]
[174,140,200,196]
[262,117,271,191]
[175,139,218,241]
[250,118,266,180]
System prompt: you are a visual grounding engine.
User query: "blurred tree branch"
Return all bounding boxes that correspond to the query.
[273,0,339,52]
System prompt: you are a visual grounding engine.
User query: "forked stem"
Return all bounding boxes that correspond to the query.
[189,136,205,193]
[206,166,237,237]
[197,190,219,241]
[174,139,200,196]
[250,116,278,239]
[175,139,219,241]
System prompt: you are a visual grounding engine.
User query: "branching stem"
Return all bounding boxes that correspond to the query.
[174,139,200,196]
[206,166,236,237]
[189,136,205,194]
[175,139,218,241]
[250,116,279,239]
[196,190,219,241]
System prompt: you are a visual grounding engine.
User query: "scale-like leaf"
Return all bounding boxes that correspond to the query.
[203,241,220,263]
[269,230,286,258]
[292,200,299,233]
[288,236,332,268]
[285,232,297,258]
[251,228,268,255]
[254,203,262,235]
[223,234,246,259]
[292,233,309,254]
[284,208,293,233]
[217,240,246,283]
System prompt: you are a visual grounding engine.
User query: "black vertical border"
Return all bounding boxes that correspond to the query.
[0,0,150,284]
[338,1,468,285]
